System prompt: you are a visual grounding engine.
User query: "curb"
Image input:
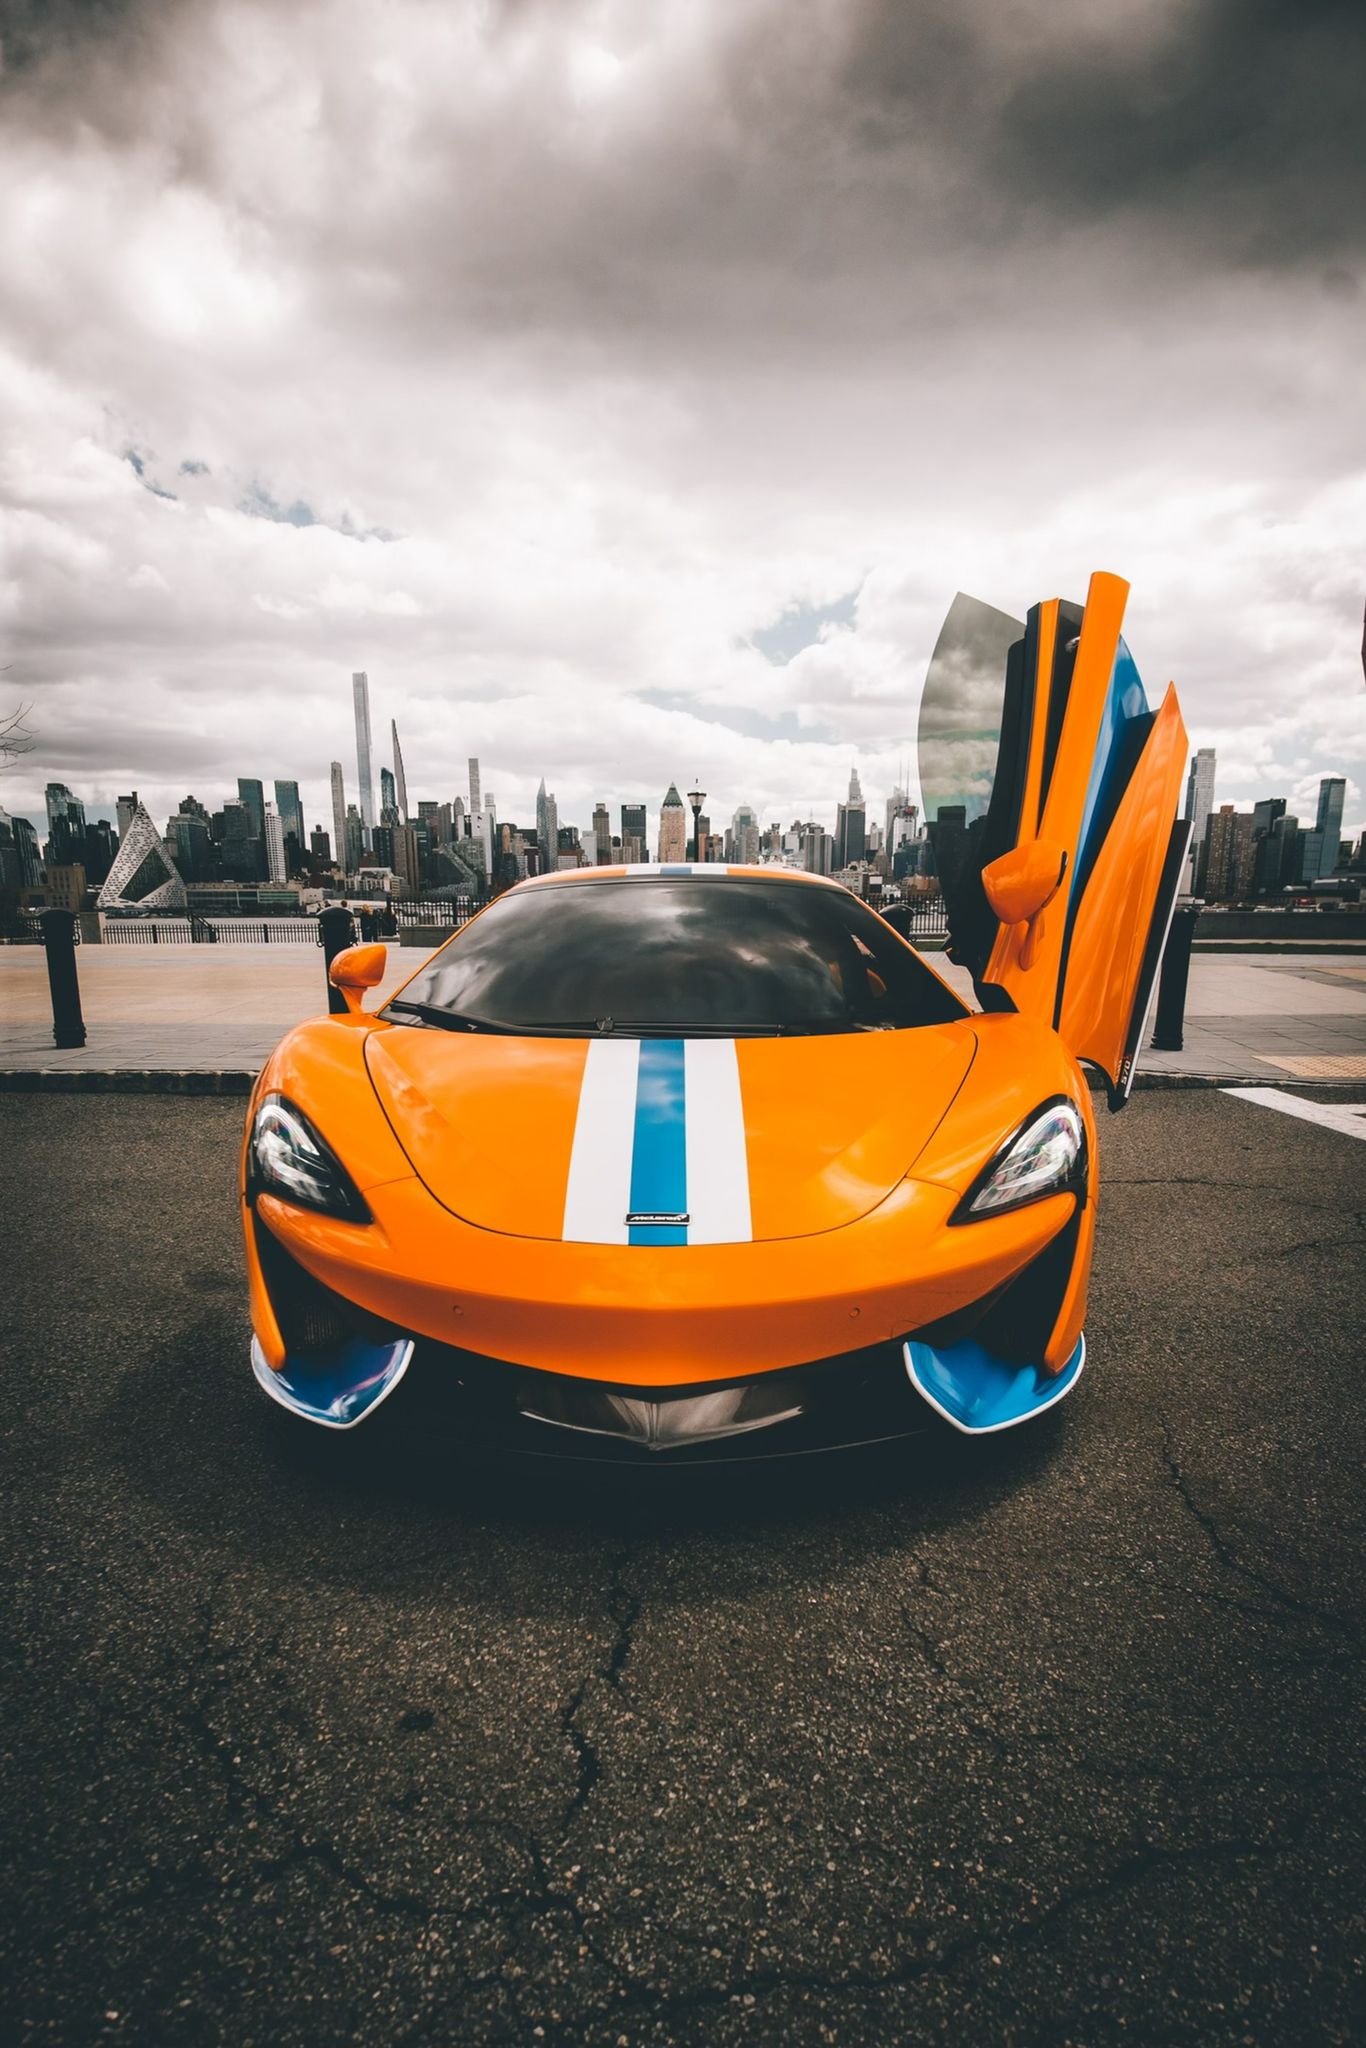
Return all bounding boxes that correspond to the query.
[0,1069,257,1095]
[1,1067,1363,1099]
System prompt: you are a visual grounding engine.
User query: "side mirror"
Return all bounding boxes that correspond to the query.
[328,942,388,1015]
[981,841,1067,971]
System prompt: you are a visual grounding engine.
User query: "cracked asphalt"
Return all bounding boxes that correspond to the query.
[2,1088,1363,2046]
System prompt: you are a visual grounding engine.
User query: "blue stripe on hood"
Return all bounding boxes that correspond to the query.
[628,1038,688,1245]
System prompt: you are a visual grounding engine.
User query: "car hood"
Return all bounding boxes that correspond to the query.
[363,1021,977,1244]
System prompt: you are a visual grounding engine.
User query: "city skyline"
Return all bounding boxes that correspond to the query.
[3,6,1364,858]
[9,668,1363,880]
[5,675,1363,858]
[15,743,1360,913]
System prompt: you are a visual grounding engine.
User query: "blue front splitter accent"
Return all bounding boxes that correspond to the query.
[251,1334,414,1430]
[903,1332,1086,1435]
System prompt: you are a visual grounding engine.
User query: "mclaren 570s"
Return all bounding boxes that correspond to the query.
[242,571,1189,1462]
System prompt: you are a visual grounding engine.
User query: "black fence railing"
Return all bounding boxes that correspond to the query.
[2,893,943,947]
[1,902,485,945]
[883,897,949,937]
[391,897,481,927]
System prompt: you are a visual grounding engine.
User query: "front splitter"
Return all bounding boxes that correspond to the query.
[251,1334,415,1429]
[903,1332,1086,1434]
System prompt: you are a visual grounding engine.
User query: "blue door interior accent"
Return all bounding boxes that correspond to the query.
[1074,636,1150,897]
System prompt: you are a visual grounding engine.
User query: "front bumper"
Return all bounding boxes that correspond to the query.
[247,1210,1089,1458]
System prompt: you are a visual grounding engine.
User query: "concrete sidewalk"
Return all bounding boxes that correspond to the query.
[0,943,414,1078]
[2,943,1365,1086]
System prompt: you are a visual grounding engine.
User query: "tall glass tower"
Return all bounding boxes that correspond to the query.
[1183,748,1216,893]
[330,761,347,875]
[391,721,408,823]
[273,779,305,852]
[1315,777,1345,877]
[352,673,375,836]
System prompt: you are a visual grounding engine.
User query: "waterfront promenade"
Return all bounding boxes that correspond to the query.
[2,942,1365,1084]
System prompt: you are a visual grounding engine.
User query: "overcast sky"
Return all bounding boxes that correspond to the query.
[2,0,1364,847]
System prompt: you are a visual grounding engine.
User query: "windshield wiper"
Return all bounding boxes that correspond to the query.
[383,1000,512,1034]
[383,1005,790,1039]
[535,1019,786,1038]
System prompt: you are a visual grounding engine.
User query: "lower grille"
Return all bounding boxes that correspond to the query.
[385,1334,936,1462]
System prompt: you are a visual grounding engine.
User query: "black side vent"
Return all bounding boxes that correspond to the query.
[254,1217,396,1358]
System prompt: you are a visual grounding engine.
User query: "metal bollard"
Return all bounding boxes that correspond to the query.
[41,908,87,1049]
[318,905,356,1015]
[1150,902,1201,1052]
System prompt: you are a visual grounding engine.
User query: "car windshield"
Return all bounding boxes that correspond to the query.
[386,878,968,1038]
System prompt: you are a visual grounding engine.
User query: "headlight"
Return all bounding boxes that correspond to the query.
[952,1098,1086,1223]
[248,1095,369,1221]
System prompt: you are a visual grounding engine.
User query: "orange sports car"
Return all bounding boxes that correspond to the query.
[242,571,1189,1458]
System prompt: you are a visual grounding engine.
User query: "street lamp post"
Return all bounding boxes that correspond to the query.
[687,787,706,864]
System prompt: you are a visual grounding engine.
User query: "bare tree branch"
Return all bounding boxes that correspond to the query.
[0,698,36,767]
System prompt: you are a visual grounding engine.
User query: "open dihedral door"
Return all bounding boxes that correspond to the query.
[917,571,1190,1109]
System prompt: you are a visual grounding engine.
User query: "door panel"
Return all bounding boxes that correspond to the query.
[982,571,1132,1023]
[1056,686,1190,1101]
[916,570,1189,1107]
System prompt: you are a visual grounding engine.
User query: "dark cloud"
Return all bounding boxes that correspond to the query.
[0,0,144,73]
[0,0,1362,840]
[988,0,1366,263]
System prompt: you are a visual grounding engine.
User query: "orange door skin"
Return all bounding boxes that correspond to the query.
[1057,684,1188,1088]
[984,571,1129,1022]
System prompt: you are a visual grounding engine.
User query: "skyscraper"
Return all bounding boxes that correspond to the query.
[167,808,212,882]
[116,793,139,843]
[1315,777,1345,877]
[1183,748,1216,893]
[236,777,266,842]
[44,783,86,866]
[536,779,558,873]
[835,766,866,869]
[731,804,760,865]
[392,823,420,895]
[469,758,482,815]
[3,812,41,887]
[379,767,398,825]
[391,721,408,823]
[1266,813,1302,892]
[330,761,347,875]
[263,804,288,885]
[620,803,647,863]
[345,803,365,875]
[352,672,376,836]
[658,784,687,862]
[273,779,305,857]
[592,802,612,864]
[1197,805,1254,902]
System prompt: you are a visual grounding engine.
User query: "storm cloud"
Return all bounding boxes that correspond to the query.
[1,0,1363,841]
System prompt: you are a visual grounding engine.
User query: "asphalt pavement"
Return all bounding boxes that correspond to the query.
[2,1090,1363,2046]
